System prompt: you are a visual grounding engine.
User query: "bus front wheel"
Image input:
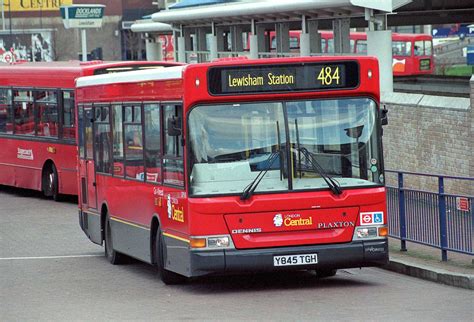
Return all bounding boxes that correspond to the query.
[155,228,187,285]
[42,163,60,201]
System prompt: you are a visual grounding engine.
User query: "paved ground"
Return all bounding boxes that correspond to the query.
[388,237,473,275]
[386,238,474,290]
[1,185,473,321]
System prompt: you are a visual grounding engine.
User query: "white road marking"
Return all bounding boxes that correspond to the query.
[0,254,103,261]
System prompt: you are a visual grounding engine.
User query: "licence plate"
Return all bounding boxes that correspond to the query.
[273,253,318,267]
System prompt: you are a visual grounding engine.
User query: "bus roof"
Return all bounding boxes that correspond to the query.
[76,56,380,104]
[392,33,432,41]
[77,56,379,89]
[0,61,182,88]
[76,65,185,88]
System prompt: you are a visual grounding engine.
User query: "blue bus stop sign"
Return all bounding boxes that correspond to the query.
[467,45,474,65]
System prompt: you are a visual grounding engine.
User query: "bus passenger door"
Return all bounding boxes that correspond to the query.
[81,106,98,210]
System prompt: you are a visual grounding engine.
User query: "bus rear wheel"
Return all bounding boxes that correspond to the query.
[105,214,125,265]
[155,228,187,285]
[42,163,60,201]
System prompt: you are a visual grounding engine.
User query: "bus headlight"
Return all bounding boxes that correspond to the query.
[207,236,230,248]
[356,227,378,238]
[190,235,234,249]
[353,226,388,240]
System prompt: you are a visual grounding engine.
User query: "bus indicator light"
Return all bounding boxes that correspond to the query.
[190,238,206,248]
[47,146,56,154]
[378,227,388,237]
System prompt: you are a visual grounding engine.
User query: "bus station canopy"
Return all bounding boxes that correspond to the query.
[151,0,412,26]
[131,21,173,33]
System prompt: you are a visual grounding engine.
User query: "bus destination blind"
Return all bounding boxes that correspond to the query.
[208,62,359,95]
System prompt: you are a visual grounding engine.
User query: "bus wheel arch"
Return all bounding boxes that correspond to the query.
[100,203,108,244]
[103,205,125,265]
[150,215,161,265]
[152,219,187,284]
[41,160,60,201]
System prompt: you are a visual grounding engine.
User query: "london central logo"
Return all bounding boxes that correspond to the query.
[273,214,283,227]
[273,213,312,227]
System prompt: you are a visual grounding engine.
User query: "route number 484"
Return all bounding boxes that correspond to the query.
[317,66,340,86]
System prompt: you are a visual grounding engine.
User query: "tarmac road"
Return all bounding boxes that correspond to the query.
[1,186,472,321]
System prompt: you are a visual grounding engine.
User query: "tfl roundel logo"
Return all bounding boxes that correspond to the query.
[360,212,384,225]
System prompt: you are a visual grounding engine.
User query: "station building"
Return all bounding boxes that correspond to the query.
[0,0,158,61]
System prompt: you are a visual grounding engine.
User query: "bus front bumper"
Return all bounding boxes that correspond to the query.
[187,240,388,277]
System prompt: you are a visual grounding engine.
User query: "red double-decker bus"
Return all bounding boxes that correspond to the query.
[77,56,388,284]
[269,31,434,76]
[0,61,180,200]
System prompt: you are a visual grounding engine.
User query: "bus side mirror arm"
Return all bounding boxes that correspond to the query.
[167,116,182,136]
[381,105,388,126]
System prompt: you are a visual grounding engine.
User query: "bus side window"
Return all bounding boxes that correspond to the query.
[424,40,432,56]
[163,104,184,187]
[84,106,94,160]
[414,40,423,56]
[124,104,144,181]
[36,90,58,138]
[144,103,161,183]
[78,105,85,159]
[0,88,12,134]
[13,90,35,136]
[356,40,367,54]
[112,104,124,177]
[62,91,75,140]
[94,105,112,175]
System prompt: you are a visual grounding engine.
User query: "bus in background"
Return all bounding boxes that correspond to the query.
[269,31,434,76]
[390,33,433,76]
[0,61,181,200]
[77,56,389,284]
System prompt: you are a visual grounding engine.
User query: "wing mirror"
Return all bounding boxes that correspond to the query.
[381,105,388,126]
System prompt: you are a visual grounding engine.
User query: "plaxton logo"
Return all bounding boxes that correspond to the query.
[318,222,355,229]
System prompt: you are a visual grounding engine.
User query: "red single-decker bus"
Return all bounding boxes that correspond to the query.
[0,61,180,200]
[77,56,388,284]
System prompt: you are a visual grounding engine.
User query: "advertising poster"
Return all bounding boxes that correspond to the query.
[0,31,54,62]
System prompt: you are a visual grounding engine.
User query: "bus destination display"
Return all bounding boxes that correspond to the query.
[208,61,359,95]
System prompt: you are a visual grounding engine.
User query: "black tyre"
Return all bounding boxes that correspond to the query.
[104,214,125,265]
[315,269,337,278]
[43,163,61,201]
[155,229,187,285]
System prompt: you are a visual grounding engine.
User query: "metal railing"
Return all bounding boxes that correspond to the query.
[386,170,473,261]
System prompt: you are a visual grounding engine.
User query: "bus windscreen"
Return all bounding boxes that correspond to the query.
[208,61,359,95]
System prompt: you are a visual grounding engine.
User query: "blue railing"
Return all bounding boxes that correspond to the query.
[386,170,474,261]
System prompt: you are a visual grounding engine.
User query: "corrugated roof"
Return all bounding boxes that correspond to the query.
[170,0,236,9]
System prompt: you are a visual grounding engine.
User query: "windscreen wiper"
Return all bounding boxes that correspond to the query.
[240,151,280,200]
[297,147,342,196]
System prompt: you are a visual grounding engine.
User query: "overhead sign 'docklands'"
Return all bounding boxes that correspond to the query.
[60,4,105,29]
